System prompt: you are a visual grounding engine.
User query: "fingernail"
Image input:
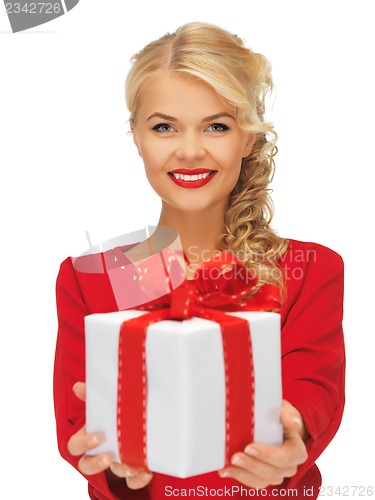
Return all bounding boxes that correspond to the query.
[231,455,242,466]
[292,416,302,427]
[98,457,111,468]
[218,469,230,477]
[141,472,152,481]
[244,445,259,456]
[87,436,99,447]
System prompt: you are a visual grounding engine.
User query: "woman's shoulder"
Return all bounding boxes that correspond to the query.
[57,253,119,313]
[278,238,344,321]
[56,256,76,285]
[280,238,344,270]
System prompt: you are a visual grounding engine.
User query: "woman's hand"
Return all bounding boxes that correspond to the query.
[218,400,308,488]
[67,382,153,490]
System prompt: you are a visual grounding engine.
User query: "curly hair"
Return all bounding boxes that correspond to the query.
[125,22,289,299]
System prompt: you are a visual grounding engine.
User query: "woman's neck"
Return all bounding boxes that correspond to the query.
[157,202,227,269]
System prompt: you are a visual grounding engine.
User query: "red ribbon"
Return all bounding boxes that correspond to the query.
[117,252,281,469]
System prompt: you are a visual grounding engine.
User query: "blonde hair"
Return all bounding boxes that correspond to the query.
[125,22,289,299]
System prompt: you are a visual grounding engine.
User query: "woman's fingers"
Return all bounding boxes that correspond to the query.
[126,471,153,490]
[67,425,113,475]
[280,400,309,442]
[68,383,152,486]
[110,463,153,490]
[240,439,307,470]
[67,425,100,456]
[234,451,297,480]
[220,464,284,489]
[110,463,147,479]
[109,462,134,478]
[218,445,300,488]
[217,402,308,489]
[78,453,112,475]
[219,448,290,488]
[72,381,86,402]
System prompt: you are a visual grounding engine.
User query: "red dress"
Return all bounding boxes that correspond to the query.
[53,238,345,499]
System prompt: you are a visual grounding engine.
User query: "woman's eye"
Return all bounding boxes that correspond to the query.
[207,123,230,132]
[152,123,174,133]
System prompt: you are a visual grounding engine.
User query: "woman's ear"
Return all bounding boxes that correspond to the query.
[129,117,135,134]
[242,132,257,158]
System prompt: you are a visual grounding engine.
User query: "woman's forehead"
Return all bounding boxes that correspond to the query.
[138,74,235,120]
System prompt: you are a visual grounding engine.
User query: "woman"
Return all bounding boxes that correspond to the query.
[54,22,345,499]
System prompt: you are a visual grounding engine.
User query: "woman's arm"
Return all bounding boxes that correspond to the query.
[217,242,345,489]
[54,257,154,495]
[280,243,345,487]
[54,258,115,497]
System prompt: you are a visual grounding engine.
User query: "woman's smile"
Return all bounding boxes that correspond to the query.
[168,168,218,188]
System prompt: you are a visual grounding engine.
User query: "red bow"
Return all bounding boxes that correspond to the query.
[136,250,281,318]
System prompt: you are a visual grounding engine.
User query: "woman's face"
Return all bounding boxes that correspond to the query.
[131,74,255,214]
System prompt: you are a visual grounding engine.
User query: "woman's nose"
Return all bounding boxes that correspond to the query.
[174,131,206,162]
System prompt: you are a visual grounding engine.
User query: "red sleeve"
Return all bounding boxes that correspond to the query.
[53,257,115,499]
[280,242,345,488]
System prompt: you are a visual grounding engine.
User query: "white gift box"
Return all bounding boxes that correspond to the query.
[85,310,282,478]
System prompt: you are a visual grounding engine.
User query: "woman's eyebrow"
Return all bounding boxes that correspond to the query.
[146,112,236,122]
[202,112,236,122]
[147,113,177,122]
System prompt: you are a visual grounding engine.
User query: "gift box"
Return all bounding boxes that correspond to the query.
[85,306,282,478]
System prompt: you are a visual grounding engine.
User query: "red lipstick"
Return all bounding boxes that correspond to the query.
[168,169,217,189]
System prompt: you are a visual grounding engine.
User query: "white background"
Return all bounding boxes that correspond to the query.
[0,1,374,498]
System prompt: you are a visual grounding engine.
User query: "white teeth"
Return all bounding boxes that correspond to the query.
[171,172,212,181]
